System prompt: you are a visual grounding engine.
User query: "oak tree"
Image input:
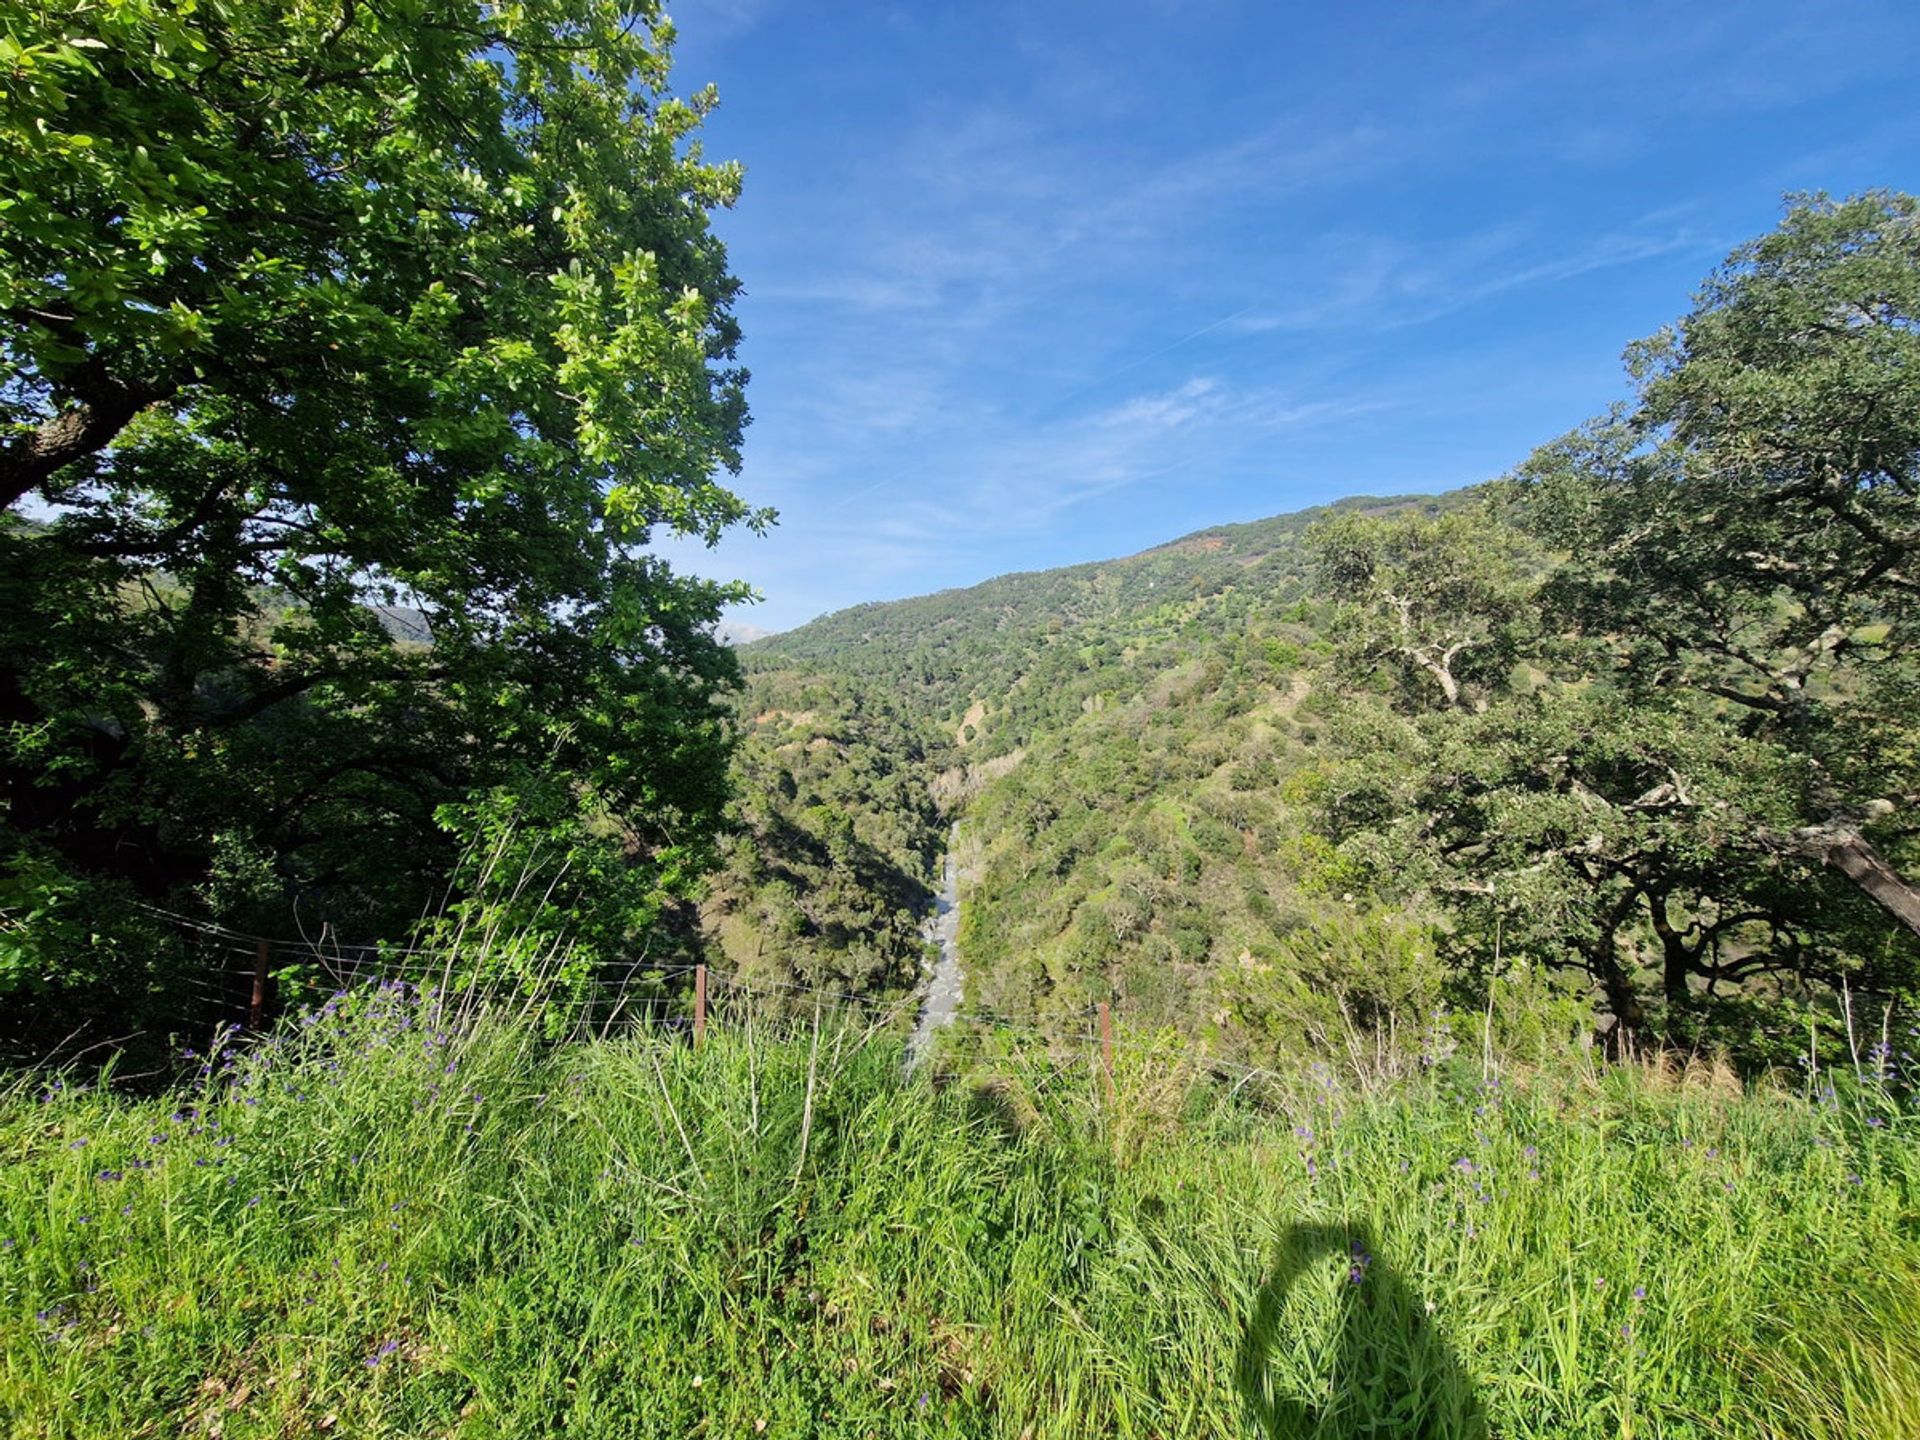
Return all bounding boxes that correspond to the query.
[0,0,763,1033]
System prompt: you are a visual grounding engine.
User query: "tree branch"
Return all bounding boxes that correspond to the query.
[1,362,174,509]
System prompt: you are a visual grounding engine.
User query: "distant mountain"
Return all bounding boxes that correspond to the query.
[703,490,1476,1034]
[742,491,1459,758]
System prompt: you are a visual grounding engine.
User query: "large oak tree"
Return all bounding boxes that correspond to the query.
[1515,192,1920,942]
[0,0,763,1035]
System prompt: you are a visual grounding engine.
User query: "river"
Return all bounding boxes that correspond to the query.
[905,830,962,1068]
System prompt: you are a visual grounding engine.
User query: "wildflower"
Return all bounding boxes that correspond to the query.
[1453,1158,1474,1174]
[1632,1286,1646,1301]
[1592,1277,1605,1290]
[364,1338,401,1368]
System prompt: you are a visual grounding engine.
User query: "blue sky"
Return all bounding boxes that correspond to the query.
[655,0,1920,633]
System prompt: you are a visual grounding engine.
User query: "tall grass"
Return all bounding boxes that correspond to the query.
[0,985,1914,1438]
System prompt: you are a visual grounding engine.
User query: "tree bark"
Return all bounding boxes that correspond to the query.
[1647,891,1695,1007]
[1797,826,1920,940]
[1582,886,1648,1044]
[0,362,170,509]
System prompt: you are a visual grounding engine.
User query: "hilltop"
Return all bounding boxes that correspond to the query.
[696,490,1483,1041]
[742,491,1457,755]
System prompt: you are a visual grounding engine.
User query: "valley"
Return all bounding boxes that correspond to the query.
[3,0,1918,1424]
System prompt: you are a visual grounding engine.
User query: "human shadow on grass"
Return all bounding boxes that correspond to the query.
[1236,1222,1485,1439]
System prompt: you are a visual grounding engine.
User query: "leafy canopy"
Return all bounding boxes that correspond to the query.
[0,0,763,1034]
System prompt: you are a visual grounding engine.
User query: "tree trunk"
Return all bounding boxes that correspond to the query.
[1646,892,1693,1003]
[1799,827,1920,940]
[1584,888,1648,1046]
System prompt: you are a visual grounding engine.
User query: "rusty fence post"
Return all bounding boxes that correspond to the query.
[249,939,269,1031]
[693,963,707,1049]
[1097,1000,1114,1100]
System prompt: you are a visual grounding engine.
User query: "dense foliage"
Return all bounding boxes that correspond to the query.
[727,495,1457,1039]
[698,667,945,998]
[0,0,757,1045]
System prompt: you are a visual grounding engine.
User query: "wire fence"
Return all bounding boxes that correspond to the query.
[133,901,1099,1049]
[117,904,1352,1112]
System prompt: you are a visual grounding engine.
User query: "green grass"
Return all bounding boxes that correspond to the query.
[1,987,1915,1438]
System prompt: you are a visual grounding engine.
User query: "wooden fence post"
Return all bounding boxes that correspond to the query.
[693,963,707,1049]
[1097,1000,1114,1099]
[249,939,269,1031]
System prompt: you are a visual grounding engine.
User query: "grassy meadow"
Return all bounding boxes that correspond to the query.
[0,986,1915,1439]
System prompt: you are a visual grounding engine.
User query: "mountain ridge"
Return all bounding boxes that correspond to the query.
[741,489,1464,665]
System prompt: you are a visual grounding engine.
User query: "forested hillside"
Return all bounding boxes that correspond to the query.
[700,494,1452,1017]
[706,195,1920,1068]
[746,494,1446,762]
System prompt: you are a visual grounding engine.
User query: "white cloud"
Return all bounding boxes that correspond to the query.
[1230,215,1708,336]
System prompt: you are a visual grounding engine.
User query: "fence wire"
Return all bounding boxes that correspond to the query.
[128,905,1318,1110]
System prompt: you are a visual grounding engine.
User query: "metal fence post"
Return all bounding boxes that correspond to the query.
[1097,1000,1114,1100]
[249,939,269,1031]
[693,963,707,1049]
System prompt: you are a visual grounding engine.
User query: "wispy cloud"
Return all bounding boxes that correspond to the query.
[1231,216,1708,336]
[810,374,1383,546]
[662,0,1920,628]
